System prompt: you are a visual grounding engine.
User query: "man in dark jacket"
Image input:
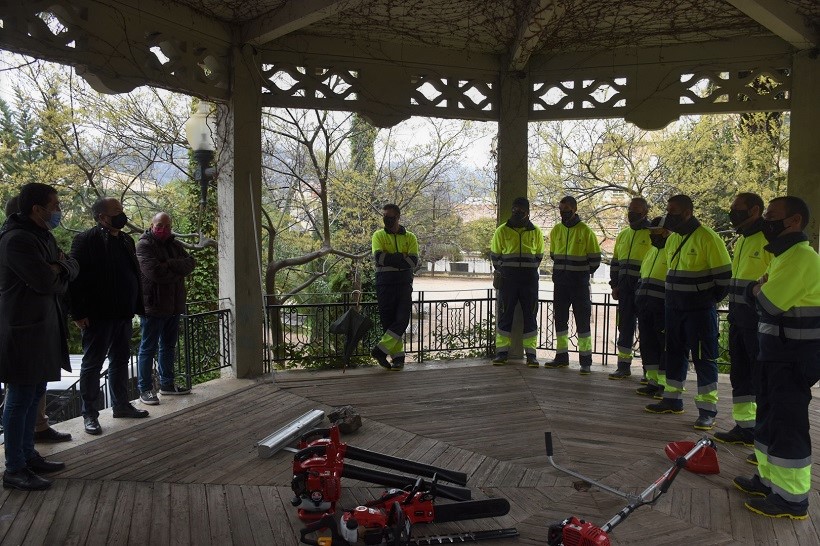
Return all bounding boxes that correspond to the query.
[0,183,78,490]
[69,197,148,435]
[135,212,196,405]
[3,195,72,443]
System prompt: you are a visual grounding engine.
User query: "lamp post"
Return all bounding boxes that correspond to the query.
[184,102,216,207]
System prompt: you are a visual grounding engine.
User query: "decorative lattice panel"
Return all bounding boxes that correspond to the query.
[531,63,791,124]
[0,0,230,97]
[260,63,361,106]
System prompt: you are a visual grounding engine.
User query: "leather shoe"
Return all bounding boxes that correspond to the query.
[84,416,102,435]
[26,453,65,473]
[34,426,72,443]
[113,404,149,419]
[3,468,52,491]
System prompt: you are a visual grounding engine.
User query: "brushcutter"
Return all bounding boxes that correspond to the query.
[544,432,719,546]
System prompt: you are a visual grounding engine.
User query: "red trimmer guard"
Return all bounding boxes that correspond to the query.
[664,440,720,475]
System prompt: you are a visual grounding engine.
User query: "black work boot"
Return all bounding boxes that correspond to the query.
[544,353,569,369]
[608,363,632,380]
[370,346,391,369]
[745,494,808,520]
[714,425,754,447]
[645,399,684,414]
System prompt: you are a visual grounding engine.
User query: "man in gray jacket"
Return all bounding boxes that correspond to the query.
[0,183,78,490]
[136,212,196,405]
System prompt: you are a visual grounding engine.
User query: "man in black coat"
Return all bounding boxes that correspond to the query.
[69,197,148,435]
[0,183,78,490]
[136,211,196,405]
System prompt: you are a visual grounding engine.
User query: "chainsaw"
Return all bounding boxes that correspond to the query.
[292,426,471,521]
[299,478,516,546]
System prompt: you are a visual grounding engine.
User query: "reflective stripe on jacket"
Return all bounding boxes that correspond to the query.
[665,220,731,310]
[729,225,772,327]
[372,226,419,285]
[490,221,544,276]
[549,220,601,284]
[756,233,820,361]
[610,224,652,290]
[635,246,668,304]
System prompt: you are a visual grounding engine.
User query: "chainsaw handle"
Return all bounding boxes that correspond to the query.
[545,432,554,457]
[300,428,331,444]
[294,445,327,462]
[299,514,341,546]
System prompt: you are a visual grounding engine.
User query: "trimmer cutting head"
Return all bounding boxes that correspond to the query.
[664,440,720,475]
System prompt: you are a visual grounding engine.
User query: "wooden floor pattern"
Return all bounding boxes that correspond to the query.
[2,360,819,545]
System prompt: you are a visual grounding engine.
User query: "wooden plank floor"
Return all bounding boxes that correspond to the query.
[2,360,818,545]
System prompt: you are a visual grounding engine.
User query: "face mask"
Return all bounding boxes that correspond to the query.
[650,235,666,249]
[761,218,787,243]
[383,216,397,230]
[627,212,644,226]
[560,210,574,222]
[663,213,684,233]
[109,212,128,229]
[729,209,750,228]
[152,226,171,241]
[45,209,61,230]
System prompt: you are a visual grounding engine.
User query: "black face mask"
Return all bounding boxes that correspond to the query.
[383,216,397,230]
[729,209,750,229]
[627,212,644,226]
[508,210,527,227]
[663,213,684,233]
[560,210,574,222]
[110,212,128,229]
[650,235,667,249]
[761,218,787,243]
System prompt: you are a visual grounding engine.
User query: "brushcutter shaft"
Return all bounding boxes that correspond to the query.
[544,432,637,502]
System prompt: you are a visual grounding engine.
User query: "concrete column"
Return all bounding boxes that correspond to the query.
[216,44,264,377]
[497,73,530,217]
[788,51,820,249]
[495,73,531,360]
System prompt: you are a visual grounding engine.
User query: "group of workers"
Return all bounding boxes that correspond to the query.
[368,193,818,520]
[486,191,819,521]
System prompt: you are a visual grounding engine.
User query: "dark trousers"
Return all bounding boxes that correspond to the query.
[554,283,592,333]
[376,283,413,338]
[728,323,760,426]
[665,306,719,416]
[615,288,637,363]
[756,358,820,505]
[137,314,181,392]
[2,382,46,472]
[80,317,134,418]
[554,282,592,363]
[497,275,539,338]
[637,302,665,373]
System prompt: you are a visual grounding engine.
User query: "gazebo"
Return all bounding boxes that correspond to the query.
[1,0,818,377]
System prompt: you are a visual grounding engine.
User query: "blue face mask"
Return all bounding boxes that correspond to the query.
[45,210,62,230]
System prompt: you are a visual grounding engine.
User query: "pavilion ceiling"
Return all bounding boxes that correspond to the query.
[0,0,818,128]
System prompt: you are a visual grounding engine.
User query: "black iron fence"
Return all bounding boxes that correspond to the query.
[264,291,731,370]
[43,306,231,424]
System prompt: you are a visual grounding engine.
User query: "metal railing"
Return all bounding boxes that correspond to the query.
[264,291,731,370]
[43,306,231,424]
